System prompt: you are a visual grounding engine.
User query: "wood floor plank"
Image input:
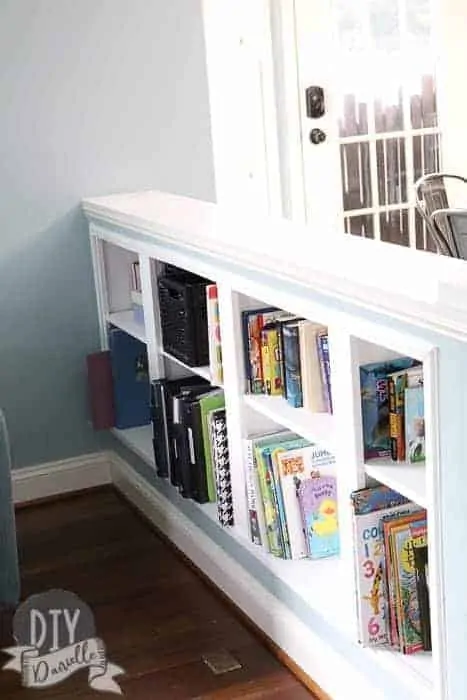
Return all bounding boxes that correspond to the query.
[0,489,318,699]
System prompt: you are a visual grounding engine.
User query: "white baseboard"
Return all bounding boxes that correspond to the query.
[12,452,112,505]
[109,453,385,700]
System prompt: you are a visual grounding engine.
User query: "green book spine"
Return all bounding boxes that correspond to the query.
[200,391,226,502]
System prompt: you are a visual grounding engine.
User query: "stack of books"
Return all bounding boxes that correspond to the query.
[244,429,339,560]
[351,484,431,654]
[242,307,332,412]
[150,378,233,527]
[360,357,425,463]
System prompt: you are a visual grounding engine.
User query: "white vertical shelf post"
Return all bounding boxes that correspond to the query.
[423,346,445,700]
[327,325,366,639]
[216,283,249,539]
[139,254,165,382]
[89,232,110,350]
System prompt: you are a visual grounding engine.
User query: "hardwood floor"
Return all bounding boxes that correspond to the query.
[0,489,318,699]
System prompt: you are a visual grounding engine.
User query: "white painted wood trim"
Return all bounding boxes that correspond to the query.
[12,452,112,505]
[109,451,387,700]
[82,190,467,343]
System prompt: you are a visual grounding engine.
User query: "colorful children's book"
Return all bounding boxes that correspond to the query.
[206,284,223,386]
[282,320,303,408]
[389,514,427,654]
[261,322,283,396]
[405,385,425,463]
[297,475,339,559]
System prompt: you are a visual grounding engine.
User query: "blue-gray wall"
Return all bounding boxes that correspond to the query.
[0,0,215,468]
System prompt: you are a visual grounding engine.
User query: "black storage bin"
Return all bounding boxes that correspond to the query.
[158,274,210,366]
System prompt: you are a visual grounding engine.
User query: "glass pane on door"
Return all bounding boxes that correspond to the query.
[332,0,440,251]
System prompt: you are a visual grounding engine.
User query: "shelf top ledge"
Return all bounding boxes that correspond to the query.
[82,189,467,341]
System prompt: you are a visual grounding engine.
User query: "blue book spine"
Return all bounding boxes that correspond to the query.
[109,328,151,429]
[282,324,303,408]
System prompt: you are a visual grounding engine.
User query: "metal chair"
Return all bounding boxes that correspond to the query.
[414,172,467,258]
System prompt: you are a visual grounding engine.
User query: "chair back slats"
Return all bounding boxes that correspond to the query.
[415,173,467,258]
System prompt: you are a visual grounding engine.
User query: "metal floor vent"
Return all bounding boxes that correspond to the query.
[202,649,242,675]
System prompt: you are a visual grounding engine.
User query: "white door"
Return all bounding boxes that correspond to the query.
[292,0,441,250]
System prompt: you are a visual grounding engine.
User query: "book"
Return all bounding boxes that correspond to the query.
[206,284,223,386]
[405,385,425,463]
[86,350,115,430]
[298,321,327,412]
[173,386,213,499]
[244,437,268,546]
[199,389,226,502]
[209,408,234,526]
[413,541,431,651]
[108,328,151,429]
[261,322,283,396]
[387,513,427,654]
[297,476,339,559]
[282,321,303,408]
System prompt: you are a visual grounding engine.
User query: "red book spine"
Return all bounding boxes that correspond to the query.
[86,351,116,430]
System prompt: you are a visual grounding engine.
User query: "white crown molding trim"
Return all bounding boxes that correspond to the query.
[12,452,112,505]
[109,451,385,700]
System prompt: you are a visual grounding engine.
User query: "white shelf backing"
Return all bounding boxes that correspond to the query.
[113,425,154,466]
[364,459,427,507]
[107,310,146,344]
[243,393,335,450]
[160,349,215,384]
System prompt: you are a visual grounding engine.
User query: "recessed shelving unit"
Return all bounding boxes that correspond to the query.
[113,425,153,465]
[84,190,453,700]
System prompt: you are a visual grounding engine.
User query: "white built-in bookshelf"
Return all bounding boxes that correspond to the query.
[82,189,467,700]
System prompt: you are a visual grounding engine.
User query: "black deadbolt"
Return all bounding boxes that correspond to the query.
[305,86,325,119]
[310,128,326,145]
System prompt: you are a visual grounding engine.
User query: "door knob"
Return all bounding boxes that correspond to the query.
[310,128,326,145]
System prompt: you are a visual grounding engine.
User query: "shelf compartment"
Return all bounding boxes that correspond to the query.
[243,393,335,449]
[364,458,427,507]
[160,349,214,384]
[365,647,433,696]
[112,422,432,697]
[113,425,154,465]
[107,310,146,344]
